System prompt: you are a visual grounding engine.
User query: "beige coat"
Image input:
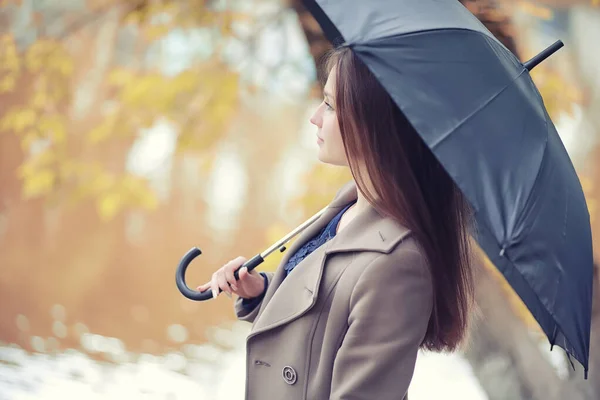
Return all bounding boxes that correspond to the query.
[234,181,433,400]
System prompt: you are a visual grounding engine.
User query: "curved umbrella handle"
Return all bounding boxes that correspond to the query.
[175,247,265,301]
[175,205,330,302]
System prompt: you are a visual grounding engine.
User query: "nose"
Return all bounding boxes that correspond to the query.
[310,104,322,127]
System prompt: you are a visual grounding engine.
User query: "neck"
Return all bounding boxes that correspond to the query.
[352,177,377,216]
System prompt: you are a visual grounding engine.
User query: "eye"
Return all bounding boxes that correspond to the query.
[324,101,334,111]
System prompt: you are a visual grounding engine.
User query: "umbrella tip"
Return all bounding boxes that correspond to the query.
[523,40,564,71]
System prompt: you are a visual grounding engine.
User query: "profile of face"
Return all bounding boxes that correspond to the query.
[309,67,349,167]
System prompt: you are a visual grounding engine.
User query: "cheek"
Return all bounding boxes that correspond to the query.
[323,115,341,139]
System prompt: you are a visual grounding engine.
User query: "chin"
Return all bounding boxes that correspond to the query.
[317,151,346,167]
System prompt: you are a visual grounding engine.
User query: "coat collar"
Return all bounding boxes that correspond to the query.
[326,180,412,254]
[248,180,412,339]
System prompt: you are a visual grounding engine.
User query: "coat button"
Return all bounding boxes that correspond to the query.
[282,366,297,385]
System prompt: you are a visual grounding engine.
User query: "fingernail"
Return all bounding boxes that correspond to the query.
[212,290,218,299]
[231,284,238,291]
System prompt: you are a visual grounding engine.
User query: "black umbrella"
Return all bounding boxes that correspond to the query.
[175,0,593,377]
[298,0,593,377]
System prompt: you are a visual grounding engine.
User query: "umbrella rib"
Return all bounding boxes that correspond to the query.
[352,27,497,49]
[475,212,586,370]
[429,69,527,151]
[512,124,549,233]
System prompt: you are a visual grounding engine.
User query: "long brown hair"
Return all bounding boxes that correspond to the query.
[325,47,474,351]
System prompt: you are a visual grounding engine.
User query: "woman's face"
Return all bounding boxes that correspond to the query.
[310,67,349,167]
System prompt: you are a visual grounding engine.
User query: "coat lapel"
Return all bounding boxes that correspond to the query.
[248,181,412,339]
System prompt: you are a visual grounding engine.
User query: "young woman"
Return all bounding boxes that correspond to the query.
[197,46,474,400]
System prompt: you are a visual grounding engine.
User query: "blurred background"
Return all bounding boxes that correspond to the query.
[0,0,599,399]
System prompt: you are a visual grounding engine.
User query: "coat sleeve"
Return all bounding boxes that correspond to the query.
[233,271,275,323]
[329,249,433,400]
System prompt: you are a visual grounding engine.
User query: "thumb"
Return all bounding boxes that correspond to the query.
[246,267,261,278]
[239,266,260,281]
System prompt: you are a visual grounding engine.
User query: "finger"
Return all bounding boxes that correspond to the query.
[224,265,238,292]
[216,269,231,296]
[210,272,220,299]
[224,256,245,283]
[247,267,260,278]
[196,281,211,291]
[236,267,249,294]
[229,256,246,275]
[238,266,248,281]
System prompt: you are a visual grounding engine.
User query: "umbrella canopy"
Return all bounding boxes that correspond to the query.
[303,0,593,376]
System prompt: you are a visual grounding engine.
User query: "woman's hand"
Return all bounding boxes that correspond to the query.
[196,256,266,300]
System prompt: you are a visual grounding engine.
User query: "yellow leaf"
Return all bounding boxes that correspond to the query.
[138,189,158,210]
[108,68,135,87]
[119,175,158,210]
[88,120,114,144]
[91,171,115,193]
[25,41,47,72]
[59,160,80,180]
[17,161,34,179]
[0,109,16,131]
[0,108,37,133]
[32,90,49,109]
[143,24,171,41]
[0,34,20,87]
[98,192,122,220]
[25,39,73,77]
[17,149,55,181]
[55,56,74,76]
[121,76,155,105]
[20,130,39,150]
[53,128,66,144]
[22,169,55,198]
[0,76,16,93]
[51,120,66,142]
[124,9,144,25]
[173,71,200,92]
[13,109,37,133]
[39,114,66,143]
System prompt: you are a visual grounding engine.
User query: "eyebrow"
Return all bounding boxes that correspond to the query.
[323,90,334,99]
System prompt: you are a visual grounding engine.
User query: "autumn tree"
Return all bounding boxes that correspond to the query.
[0,0,281,353]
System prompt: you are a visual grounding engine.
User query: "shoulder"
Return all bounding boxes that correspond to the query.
[359,235,431,287]
[388,234,430,274]
[344,233,434,324]
[339,227,432,297]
